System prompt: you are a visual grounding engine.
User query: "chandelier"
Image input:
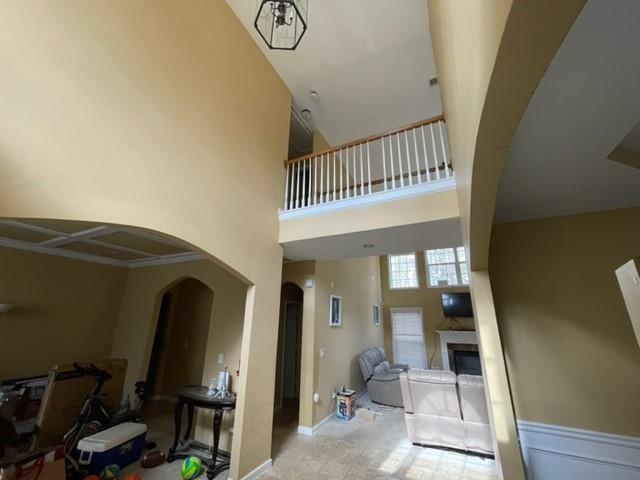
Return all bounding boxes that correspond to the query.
[254,1,308,51]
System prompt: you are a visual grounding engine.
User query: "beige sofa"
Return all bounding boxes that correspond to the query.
[399,369,493,455]
[358,347,408,407]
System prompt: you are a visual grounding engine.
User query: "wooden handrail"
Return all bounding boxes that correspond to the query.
[283,113,445,167]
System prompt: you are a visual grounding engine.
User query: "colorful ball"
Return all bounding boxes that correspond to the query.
[99,464,121,480]
[123,474,142,480]
[181,456,203,480]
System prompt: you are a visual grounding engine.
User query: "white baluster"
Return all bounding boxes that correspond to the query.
[396,133,404,187]
[345,148,350,199]
[438,121,450,178]
[430,123,441,181]
[389,135,396,189]
[333,151,337,201]
[292,162,298,209]
[312,156,317,205]
[320,154,324,204]
[367,141,372,195]
[404,130,412,186]
[382,137,388,191]
[339,149,344,200]
[421,125,431,182]
[284,163,290,210]
[359,144,364,196]
[413,128,422,184]
[302,159,307,207]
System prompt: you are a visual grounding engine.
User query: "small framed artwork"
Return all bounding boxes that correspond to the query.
[373,304,381,327]
[329,295,342,327]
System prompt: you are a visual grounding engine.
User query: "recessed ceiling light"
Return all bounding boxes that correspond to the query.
[363,243,374,248]
[301,109,312,121]
[310,90,319,99]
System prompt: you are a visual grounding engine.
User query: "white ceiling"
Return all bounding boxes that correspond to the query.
[495,0,640,223]
[0,219,202,268]
[283,217,462,261]
[226,0,442,146]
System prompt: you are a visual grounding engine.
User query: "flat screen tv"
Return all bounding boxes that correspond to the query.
[442,292,474,318]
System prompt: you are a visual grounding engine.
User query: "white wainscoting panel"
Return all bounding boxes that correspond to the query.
[518,421,640,480]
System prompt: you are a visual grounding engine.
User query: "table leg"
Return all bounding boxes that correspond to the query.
[168,399,184,460]
[207,408,224,480]
[184,404,195,441]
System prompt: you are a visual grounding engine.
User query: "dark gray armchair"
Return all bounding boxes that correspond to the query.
[358,347,408,407]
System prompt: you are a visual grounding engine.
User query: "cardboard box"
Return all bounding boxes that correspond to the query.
[336,389,356,421]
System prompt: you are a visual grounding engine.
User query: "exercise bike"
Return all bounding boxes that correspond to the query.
[62,363,152,455]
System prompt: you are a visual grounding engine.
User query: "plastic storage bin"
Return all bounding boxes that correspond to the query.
[77,422,147,474]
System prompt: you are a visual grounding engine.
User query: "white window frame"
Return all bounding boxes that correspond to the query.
[387,253,420,290]
[390,307,427,369]
[425,246,469,288]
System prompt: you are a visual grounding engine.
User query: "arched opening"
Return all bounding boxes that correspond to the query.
[0,217,247,476]
[145,278,214,407]
[272,282,303,454]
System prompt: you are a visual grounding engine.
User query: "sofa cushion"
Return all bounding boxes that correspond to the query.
[358,347,381,381]
[407,369,457,384]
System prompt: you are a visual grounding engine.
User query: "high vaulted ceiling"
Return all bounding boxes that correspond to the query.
[226,0,442,146]
[0,219,202,268]
[495,0,640,223]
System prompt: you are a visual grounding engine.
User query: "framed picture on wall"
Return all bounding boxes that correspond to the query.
[373,304,381,326]
[329,295,342,327]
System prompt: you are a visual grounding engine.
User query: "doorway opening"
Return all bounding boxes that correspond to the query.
[145,278,214,418]
[272,282,303,455]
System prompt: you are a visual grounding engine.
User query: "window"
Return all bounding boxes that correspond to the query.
[388,253,419,289]
[391,308,427,368]
[425,246,469,287]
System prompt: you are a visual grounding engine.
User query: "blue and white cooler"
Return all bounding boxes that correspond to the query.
[77,422,147,474]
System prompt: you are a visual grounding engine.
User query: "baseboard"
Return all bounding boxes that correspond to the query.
[297,412,333,436]
[518,420,640,480]
[230,458,272,480]
[297,389,366,436]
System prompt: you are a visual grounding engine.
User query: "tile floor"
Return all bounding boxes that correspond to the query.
[134,396,497,480]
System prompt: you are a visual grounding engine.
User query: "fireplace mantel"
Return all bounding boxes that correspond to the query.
[437,330,478,371]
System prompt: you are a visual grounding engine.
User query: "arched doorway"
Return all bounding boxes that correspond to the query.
[145,278,214,402]
[273,282,303,454]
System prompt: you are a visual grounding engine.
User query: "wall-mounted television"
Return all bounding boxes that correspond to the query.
[442,292,474,318]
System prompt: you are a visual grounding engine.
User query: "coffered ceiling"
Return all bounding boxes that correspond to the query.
[0,219,203,268]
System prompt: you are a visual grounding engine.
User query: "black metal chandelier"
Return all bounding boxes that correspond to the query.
[254,0,308,51]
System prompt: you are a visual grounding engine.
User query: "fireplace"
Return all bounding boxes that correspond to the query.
[452,349,481,375]
[437,330,481,375]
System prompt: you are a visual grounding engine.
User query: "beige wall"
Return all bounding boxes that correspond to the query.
[110,259,246,452]
[280,189,459,243]
[379,253,470,369]
[312,256,383,424]
[490,208,640,437]
[281,261,317,428]
[0,1,290,476]
[428,1,584,477]
[154,278,213,396]
[312,130,331,153]
[0,247,127,379]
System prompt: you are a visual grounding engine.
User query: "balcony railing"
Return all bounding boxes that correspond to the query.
[281,114,454,213]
